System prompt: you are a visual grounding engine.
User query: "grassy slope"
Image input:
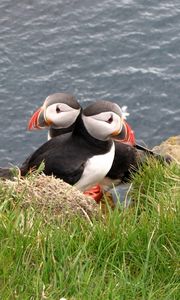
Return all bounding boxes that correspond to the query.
[0,159,179,300]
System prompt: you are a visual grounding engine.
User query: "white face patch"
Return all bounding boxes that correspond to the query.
[82,111,123,141]
[45,104,80,128]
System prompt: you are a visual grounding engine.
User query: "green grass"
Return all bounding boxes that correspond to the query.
[0,159,179,299]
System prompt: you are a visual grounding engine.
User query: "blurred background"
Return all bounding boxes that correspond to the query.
[0,0,179,166]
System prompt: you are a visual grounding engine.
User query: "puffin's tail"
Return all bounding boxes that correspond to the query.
[135,144,172,164]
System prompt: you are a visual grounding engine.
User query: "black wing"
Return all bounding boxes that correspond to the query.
[20,135,88,185]
[107,142,138,182]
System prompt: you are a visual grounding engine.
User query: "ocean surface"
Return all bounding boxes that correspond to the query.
[0,0,180,167]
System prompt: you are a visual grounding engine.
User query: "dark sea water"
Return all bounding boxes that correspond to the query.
[0,0,180,167]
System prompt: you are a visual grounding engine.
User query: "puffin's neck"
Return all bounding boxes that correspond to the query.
[73,113,113,151]
[49,124,75,139]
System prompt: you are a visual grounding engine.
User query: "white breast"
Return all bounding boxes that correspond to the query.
[75,142,115,192]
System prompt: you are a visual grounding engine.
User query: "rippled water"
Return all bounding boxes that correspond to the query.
[0,0,180,167]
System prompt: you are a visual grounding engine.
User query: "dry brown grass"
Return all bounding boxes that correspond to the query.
[1,173,101,221]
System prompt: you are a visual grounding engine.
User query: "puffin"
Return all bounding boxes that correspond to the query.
[20,100,124,191]
[28,96,140,200]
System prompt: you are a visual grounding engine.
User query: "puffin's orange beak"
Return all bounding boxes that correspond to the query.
[113,120,136,146]
[28,107,52,130]
[28,107,42,130]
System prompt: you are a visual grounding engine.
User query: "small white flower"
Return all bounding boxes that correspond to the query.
[121,105,130,119]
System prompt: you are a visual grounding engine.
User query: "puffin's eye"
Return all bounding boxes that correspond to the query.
[106,115,113,124]
[56,106,61,113]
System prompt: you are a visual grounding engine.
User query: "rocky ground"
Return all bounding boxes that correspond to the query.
[153,135,180,163]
